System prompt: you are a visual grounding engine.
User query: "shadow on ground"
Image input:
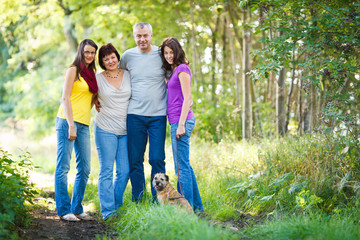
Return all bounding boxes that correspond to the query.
[17,191,118,240]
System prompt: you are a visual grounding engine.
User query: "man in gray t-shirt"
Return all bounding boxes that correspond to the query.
[119,22,167,202]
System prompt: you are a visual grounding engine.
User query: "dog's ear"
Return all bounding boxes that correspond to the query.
[165,174,169,182]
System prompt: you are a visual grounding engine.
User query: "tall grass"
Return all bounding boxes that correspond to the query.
[106,200,237,240]
[2,125,360,239]
[240,213,360,240]
[189,139,259,220]
[226,134,360,217]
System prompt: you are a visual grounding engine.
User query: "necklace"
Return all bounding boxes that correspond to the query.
[105,70,121,79]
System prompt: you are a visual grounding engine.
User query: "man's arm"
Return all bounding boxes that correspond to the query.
[119,51,128,70]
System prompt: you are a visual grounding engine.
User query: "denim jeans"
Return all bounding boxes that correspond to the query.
[55,117,91,216]
[94,124,129,219]
[127,114,166,201]
[170,117,204,211]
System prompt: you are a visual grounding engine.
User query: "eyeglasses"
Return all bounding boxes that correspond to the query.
[84,51,96,56]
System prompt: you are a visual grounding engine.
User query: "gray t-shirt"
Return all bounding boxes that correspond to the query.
[120,46,167,116]
[95,71,131,135]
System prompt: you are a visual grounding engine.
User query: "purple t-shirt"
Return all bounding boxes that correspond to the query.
[166,64,194,124]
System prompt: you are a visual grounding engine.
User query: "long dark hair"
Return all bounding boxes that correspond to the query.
[159,37,189,72]
[70,39,98,77]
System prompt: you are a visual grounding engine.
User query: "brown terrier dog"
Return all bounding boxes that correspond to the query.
[152,173,194,214]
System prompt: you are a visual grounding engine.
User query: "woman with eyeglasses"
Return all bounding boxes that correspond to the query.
[55,39,98,221]
[94,43,131,219]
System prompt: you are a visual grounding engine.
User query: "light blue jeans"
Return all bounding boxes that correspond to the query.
[94,124,129,219]
[55,117,91,216]
[170,117,204,212]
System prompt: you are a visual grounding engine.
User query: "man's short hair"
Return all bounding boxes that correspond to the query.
[133,22,153,34]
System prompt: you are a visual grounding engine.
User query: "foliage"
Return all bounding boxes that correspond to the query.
[0,0,359,142]
[251,0,360,136]
[227,133,360,216]
[295,189,323,212]
[4,126,360,239]
[0,148,37,238]
[0,0,205,137]
[108,202,238,240]
[88,134,360,239]
[240,214,360,240]
[194,85,242,142]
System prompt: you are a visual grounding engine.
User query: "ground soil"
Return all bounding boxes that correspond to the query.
[16,192,118,240]
[17,195,256,239]
[14,173,262,240]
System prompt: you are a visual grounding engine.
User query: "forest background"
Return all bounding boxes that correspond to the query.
[0,0,359,141]
[0,0,360,239]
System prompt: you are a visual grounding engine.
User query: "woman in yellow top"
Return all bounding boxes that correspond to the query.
[55,39,98,221]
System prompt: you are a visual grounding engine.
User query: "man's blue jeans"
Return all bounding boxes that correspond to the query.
[55,117,91,216]
[170,117,204,211]
[127,114,166,201]
[94,124,129,219]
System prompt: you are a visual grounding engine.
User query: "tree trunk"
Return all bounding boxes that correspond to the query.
[210,13,221,105]
[57,0,78,53]
[310,81,318,131]
[285,48,296,133]
[303,94,311,133]
[189,0,198,92]
[267,20,275,104]
[309,9,319,132]
[227,3,243,51]
[276,65,286,137]
[63,15,78,53]
[228,14,240,107]
[222,14,229,88]
[298,71,303,135]
[242,8,251,139]
[250,79,263,136]
[319,75,326,127]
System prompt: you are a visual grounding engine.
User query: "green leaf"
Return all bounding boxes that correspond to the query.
[260,194,275,202]
[325,128,332,135]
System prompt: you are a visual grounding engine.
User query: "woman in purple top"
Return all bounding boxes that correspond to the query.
[160,37,203,212]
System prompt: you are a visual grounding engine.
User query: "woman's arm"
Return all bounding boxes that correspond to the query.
[61,66,77,140]
[91,93,98,109]
[176,71,192,140]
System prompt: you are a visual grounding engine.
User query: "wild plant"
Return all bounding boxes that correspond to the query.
[0,149,37,238]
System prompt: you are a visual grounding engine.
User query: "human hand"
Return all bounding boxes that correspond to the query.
[94,98,101,112]
[176,125,185,140]
[68,126,77,140]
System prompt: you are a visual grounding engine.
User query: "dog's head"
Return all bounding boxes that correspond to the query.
[152,173,169,192]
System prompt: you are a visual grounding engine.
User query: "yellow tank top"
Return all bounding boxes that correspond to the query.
[57,76,93,125]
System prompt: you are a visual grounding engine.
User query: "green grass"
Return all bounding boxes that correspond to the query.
[2,126,360,239]
[106,201,238,240]
[241,214,360,240]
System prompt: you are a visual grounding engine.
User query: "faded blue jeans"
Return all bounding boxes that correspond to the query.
[55,117,91,216]
[127,114,166,201]
[170,117,204,212]
[94,124,129,219]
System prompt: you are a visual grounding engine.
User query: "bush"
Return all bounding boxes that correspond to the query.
[227,134,360,215]
[0,149,37,238]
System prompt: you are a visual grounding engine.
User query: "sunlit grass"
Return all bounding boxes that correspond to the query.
[106,200,238,240]
[3,125,360,239]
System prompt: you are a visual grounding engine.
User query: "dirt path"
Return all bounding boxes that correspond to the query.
[17,192,118,240]
[20,209,116,240]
